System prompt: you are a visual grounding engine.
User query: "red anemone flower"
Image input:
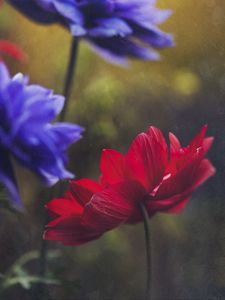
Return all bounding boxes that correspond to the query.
[44,126,215,246]
[0,40,26,62]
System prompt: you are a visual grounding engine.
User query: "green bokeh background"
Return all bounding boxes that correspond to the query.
[0,1,225,299]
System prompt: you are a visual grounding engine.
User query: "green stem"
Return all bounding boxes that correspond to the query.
[59,37,79,122]
[35,37,79,298]
[140,202,151,300]
[32,212,49,300]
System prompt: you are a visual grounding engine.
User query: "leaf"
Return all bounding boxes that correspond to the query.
[0,250,61,291]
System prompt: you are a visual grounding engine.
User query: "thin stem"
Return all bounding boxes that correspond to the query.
[39,234,47,278]
[59,37,79,122]
[34,37,79,298]
[32,211,49,300]
[140,202,151,300]
[37,214,48,298]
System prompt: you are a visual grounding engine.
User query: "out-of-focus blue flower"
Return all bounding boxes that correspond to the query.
[0,63,84,208]
[7,0,174,65]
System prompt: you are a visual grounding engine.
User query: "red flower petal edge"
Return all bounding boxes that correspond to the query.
[0,40,26,62]
[44,126,215,246]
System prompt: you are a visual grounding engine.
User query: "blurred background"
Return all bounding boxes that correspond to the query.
[0,0,225,299]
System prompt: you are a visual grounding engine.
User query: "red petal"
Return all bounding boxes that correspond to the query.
[146,127,168,153]
[45,179,104,246]
[168,126,213,174]
[44,216,103,246]
[146,159,215,216]
[126,126,168,192]
[168,132,183,174]
[146,192,192,216]
[169,132,181,154]
[45,181,141,245]
[46,198,83,218]
[189,125,207,150]
[83,180,146,231]
[0,41,26,62]
[69,178,102,206]
[155,148,204,199]
[188,159,215,191]
[203,137,214,154]
[100,149,127,186]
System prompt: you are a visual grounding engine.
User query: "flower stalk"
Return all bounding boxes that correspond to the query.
[140,202,151,300]
[59,37,79,122]
[32,217,48,300]
[37,36,79,299]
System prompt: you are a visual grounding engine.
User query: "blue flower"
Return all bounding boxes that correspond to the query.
[8,0,174,65]
[0,63,84,208]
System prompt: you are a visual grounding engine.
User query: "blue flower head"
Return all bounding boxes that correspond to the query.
[0,63,84,208]
[7,0,174,65]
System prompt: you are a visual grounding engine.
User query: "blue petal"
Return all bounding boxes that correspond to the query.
[8,0,60,24]
[90,37,160,64]
[70,24,87,36]
[0,64,84,208]
[132,24,174,48]
[46,123,85,150]
[8,0,173,64]
[53,0,84,23]
[89,18,132,38]
[0,63,10,90]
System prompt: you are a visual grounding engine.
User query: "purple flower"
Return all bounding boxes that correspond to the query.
[0,63,84,208]
[8,0,173,64]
